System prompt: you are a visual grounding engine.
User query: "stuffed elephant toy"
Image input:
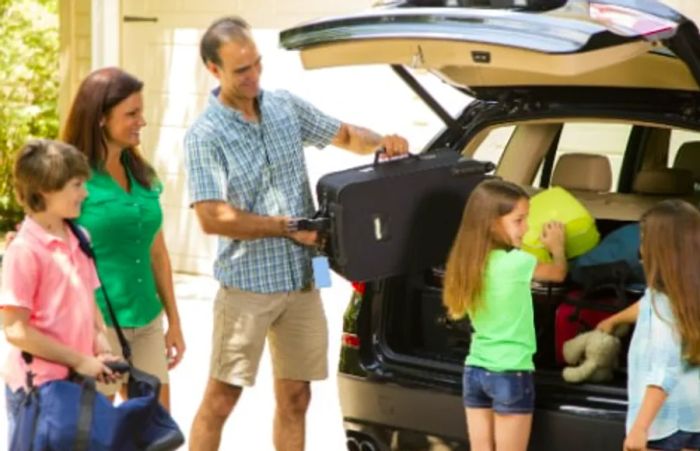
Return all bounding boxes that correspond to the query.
[562,329,622,383]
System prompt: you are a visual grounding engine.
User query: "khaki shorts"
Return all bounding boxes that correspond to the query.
[210,287,328,387]
[97,313,169,396]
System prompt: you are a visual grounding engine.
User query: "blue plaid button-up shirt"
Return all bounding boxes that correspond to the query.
[626,289,700,439]
[184,89,341,293]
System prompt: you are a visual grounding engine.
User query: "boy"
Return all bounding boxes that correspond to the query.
[1,139,117,440]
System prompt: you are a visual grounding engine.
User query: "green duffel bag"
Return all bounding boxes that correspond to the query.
[522,186,599,262]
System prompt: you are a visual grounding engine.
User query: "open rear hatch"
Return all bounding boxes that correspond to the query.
[280,0,700,100]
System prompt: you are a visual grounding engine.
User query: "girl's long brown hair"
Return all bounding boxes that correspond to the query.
[641,199,700,365]
[443,179,528,319]
[62,67,155,188]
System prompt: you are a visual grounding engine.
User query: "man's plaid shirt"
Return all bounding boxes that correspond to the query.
[184,89,340,293]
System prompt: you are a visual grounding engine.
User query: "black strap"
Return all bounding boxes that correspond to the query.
[65,220,132,362]
[74,378,97,451]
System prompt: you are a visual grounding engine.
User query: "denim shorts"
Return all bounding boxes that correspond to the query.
[647,430,700,450]
[463,365,535,414]
[5,385,25,443]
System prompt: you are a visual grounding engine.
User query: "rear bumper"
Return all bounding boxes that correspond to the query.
[338,373,625,450]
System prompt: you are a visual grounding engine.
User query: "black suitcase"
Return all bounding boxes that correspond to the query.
[308,150,495,281]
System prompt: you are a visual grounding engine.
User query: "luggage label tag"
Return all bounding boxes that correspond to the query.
[312,256,332,288]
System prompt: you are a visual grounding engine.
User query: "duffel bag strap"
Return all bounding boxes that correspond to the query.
[65,220,132,363]
[74,378,97,451]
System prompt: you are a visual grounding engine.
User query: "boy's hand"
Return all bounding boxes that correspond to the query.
[74,355,117,383]
[540,221,565,255]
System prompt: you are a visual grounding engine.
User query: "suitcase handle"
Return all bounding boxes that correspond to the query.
[288,217,330,232]
[373,148,419,166]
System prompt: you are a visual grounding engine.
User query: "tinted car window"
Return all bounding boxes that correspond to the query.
[472,125,516,165]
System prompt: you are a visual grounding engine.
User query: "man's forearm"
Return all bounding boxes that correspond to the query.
[196,203,288,240]
[333,124,382,155]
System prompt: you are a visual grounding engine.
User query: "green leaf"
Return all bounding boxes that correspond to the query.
[0,0,58,231]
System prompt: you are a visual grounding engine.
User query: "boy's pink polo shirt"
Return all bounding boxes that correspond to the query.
[1,217,100,391]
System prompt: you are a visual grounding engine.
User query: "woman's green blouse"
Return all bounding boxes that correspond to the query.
[77,167,164,327]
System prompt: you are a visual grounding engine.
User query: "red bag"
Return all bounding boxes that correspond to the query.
[554,286,637,365]
[554,301,614,365]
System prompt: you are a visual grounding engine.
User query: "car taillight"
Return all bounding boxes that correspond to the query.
[589,3,677,38]
[342,332,361,349]
[351,281,366,295]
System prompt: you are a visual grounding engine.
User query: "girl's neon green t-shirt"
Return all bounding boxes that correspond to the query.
[77,167,163,328]
[465,248,538,371]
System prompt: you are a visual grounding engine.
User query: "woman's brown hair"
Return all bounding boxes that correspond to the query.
[62,67,155,188]
[640,199,700,365]
[443,179,529,319]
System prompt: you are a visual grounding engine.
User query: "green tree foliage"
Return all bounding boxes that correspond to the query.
[0,0,59,231]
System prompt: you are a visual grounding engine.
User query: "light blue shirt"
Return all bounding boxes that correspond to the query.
[626,289,700,439]
[184,89,340,293]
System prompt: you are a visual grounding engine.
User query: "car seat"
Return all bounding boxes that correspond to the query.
[673,141,700,189]
[551,153,612,193]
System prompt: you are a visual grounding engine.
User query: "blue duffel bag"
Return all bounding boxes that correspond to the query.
[11,366,183,451]
[569,223,646,294]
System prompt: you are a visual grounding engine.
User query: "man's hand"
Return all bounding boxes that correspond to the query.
[332,124,410,156]
[379,134,409,157]
[289,230,318,247]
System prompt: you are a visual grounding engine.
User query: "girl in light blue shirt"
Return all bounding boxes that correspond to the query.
[624,200,700,451]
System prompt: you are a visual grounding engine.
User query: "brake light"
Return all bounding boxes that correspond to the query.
[342,332,361,349]
[351,281,366,295]
[589,3,677,38]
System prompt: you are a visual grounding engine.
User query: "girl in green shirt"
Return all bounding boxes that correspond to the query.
[444,179,566,451]
[61,67,185,411]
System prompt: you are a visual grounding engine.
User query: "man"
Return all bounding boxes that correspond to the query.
[183,16,409,451]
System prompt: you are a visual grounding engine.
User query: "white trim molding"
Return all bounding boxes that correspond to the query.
[91,0,120,69]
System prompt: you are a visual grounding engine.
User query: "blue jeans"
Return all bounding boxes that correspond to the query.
[647,430,700,450]
[463,365,535,414]
[5,385,25,444]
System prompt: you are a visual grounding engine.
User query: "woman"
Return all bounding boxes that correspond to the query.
[62,67,185,410]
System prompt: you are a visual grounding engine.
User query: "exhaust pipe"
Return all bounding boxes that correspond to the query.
[346,437,361,451]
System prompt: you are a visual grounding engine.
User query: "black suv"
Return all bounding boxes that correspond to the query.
[280,1,700,450]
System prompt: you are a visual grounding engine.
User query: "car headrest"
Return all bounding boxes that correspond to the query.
[551,153,612,192]
[632,168,694,195]
[673,141,700,182]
